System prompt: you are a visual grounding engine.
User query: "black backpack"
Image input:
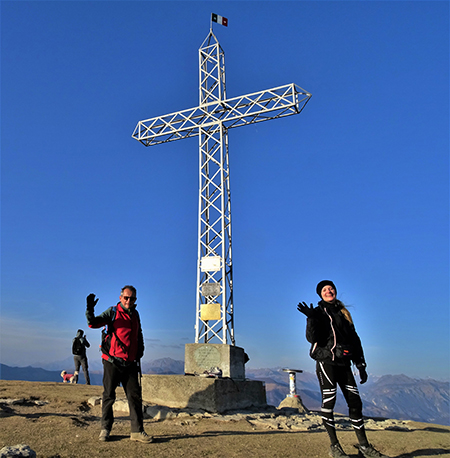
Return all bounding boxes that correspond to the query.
[72,337,83,356]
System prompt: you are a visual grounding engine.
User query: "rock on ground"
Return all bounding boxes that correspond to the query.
[0,444,36,458]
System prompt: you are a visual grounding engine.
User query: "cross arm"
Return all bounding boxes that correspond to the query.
[132,83,311,146]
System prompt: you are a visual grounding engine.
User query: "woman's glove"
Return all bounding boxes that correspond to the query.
[297,302,316,318]
[358,366,368,384]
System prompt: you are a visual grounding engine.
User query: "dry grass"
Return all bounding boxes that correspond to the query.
[0,380,449,458]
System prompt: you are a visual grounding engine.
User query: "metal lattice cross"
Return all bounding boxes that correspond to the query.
[133,30,311,345]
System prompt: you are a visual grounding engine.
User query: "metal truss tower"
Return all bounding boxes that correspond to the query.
[132,29,311,346]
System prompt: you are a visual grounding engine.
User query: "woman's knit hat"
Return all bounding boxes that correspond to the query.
[316,280,337,298]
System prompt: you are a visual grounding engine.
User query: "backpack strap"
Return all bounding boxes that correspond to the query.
[105,305,127,352]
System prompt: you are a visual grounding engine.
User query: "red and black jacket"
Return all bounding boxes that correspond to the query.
[86,302,144,364]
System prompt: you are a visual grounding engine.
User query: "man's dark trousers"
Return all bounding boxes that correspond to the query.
[101,359,143,433]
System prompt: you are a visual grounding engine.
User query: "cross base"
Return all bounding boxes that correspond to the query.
[141,374,266,413]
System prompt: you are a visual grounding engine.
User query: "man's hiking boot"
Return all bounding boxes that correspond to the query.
[99,429,110,442]
[130,431,153,443]
[357,444,389,458]
[329,443,349,458]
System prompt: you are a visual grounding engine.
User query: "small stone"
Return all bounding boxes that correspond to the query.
[88,396,101,407]
[112,399,129,413]
[0,444,37,458]
[0,399,24,406]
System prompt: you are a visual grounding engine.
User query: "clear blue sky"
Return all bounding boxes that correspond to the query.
[1,1,448,380]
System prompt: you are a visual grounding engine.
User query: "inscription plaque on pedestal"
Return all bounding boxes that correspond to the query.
[185,343,246,380]
[194,345,221,367]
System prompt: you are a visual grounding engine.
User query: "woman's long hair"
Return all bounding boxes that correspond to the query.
[336,299,353,324]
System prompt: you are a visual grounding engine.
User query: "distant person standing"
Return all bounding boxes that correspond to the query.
[85,285,152,443]
[72,329,91,385]
[297,280,389,458]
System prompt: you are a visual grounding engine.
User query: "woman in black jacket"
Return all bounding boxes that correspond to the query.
[298,280,388,458]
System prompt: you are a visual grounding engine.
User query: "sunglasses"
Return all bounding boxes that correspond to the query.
[123,296,137,302]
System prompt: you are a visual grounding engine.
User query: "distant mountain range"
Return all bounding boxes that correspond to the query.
[1,358,448,426]
[244,367,449,426]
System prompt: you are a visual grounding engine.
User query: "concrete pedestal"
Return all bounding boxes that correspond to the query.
[184,343,246,380]
[141,374,267,413]
[278,395,308,413]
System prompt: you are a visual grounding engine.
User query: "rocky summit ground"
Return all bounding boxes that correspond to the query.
[0,380,449,458]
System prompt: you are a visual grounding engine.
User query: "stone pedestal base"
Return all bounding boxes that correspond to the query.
[184,343,246,380]
[141,374,267,413]
[278,395,308,413]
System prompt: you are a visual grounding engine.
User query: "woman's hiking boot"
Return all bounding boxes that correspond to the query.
[357,444,389,458]
[329,443,349,457]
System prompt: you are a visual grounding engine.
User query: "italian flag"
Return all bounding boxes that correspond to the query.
[212,13,228,27]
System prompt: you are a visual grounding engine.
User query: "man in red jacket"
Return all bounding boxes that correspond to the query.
[86,285,152,443]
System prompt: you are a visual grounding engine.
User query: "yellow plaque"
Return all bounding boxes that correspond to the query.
[201,303,221,321]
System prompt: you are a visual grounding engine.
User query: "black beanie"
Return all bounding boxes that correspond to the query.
[316,280,337,298]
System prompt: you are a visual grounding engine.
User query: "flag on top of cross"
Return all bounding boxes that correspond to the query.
[211,13,228,27]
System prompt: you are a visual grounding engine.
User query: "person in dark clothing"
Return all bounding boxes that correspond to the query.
[72,329,91,384]
[298,280,388,458]
[86,285,152,444]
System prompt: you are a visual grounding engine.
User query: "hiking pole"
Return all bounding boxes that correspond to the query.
[138,360,142,388]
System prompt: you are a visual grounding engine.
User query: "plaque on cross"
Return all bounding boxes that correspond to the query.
[133,28,311,346]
